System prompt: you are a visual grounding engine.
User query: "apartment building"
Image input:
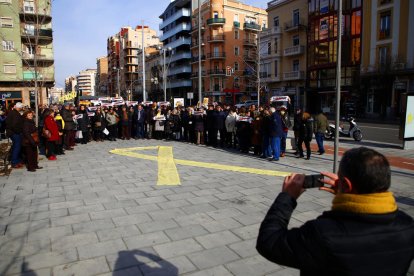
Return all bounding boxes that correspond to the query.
[0,0,54,108]
[360,0,414,119]
[263,0,307,108]
[107,26,160,99]
[191,0,267,104]
[76,69,97,97]
[96,56,108,97]
[159,0,192,102]
[307,0,362,114]
[65,76,77,93]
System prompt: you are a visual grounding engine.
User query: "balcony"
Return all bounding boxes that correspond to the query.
[159,8,191,30]
[243,39,257,46]
[22,53,54,63]
[283,71,305,80]
[19,8,52,23]
[234,21,240,28]
[191,39,205,49]
[207,52,226,59]
[163,37,191,49]
[244,22,261,31]
[160,23,191,41]
[261,26,282,37]
[207,18,226,26]
[21,29,53,42]
[243,54,256,62]
[208,35,225,42]
[167,80,192,89]
[208,69,226,76]
[125,42,139,49]
[190,24,205,33]
[168,65,192,76]
[283,45,305,56]
[169,52,191,63]
[191,71,207,78]
[284,19,306,32]
[191,55,206,63]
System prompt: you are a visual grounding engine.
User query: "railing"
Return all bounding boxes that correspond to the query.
[207,52,226,59]
[207,35,225,42]
[259,72,271,78]
[163,37,191,49]
[243,54,256,61]
[208,69,226,75]
[191,55,206,63]
[261,26,282,37]
[159,8,191,30]
[244,22,261,31]
[160,23,191,41]
[283,71,305,80]
[22,53,54,61]
[191,71,206,78]
[169,52,191,63]
[243,39,257,46]
[283,45,305,56]
[207,18,226,25]
[285,18,306,31]
[22,28,53,38]
[168,65,192,76]
[234,21,240,28]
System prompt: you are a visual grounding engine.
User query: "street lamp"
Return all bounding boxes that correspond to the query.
[254,12,262,108]
[113,66,123,98]
[151,77,159,100]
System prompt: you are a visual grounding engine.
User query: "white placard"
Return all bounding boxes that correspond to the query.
[404,96,414,139]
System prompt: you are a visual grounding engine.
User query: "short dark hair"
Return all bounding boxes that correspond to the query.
[339,147,391,194]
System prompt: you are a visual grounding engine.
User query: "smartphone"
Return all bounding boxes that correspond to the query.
[303,174,324,188]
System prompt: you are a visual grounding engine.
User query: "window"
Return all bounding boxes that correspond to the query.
[274,60,278,77]
[267,42,271,55]
[234,14,239,22]
[293,60,299,71]
[4,64,16,74]
[293,35,299,46]
[273,16,279,27]
[0,0,12,3]
[24,24,35,35]
[274,38,278,53]
[235,30,239,39]
[213,11,219,18]
[23,0,35,13]
[234,62,239,71]
[0,17,13,28]
[2,40,14,51]
[379,46,388,66]
[234,46,239,56]
[293,9,300,26]
[234,77,240,87]
[379,12,391,39]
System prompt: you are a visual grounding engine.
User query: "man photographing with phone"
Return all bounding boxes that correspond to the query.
[256,147,414,275]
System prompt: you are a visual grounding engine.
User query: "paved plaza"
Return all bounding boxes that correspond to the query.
[1,139,413,276]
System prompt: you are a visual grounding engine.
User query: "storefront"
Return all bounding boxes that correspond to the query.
[0,91,23,110]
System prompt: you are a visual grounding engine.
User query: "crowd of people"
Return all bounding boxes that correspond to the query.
[2,101,330,172]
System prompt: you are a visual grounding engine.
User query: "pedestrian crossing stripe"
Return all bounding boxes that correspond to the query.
[110,146,291,186]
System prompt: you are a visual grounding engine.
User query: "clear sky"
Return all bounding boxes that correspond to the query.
[52,0,269,88]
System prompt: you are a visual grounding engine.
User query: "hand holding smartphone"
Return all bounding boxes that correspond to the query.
[303,174,324,189]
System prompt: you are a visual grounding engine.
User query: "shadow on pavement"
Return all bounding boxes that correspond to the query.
[395,196,414,207]
[20,262,37,276]
[113,249,178,276]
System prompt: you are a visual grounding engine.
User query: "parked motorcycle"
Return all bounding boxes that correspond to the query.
[324,117,363,141]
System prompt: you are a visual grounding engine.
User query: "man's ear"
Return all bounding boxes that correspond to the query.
[342,177,353,193]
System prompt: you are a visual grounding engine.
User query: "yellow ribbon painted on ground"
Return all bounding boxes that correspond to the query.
[110,146,291,186]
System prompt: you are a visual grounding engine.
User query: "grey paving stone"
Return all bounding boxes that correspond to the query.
[165,192,195,201]
[123,231,171,249]
[29,208,68,221]
[181,203,218,215]
[52,256,110,276]
[201,217,243,233]
[195,230,241,249]
[10,203,49,216]
[49,200,84,210]
[5,219,49,238]
[266,267,300,276]
[20,249,78,272]
[50,213,91,227]
[103,199,139,210]
[164,225,209,241]
[97,225,141,242]
[51,232,98,252]
[157,199,191,210]
[2,237,50,257]
[68,203,105,215]
[103,266,142,276]
[225,255,281,276]
[125,203,161,215]
[31,196,66,205]
[231,223,260,240]
[187,246,240,270]
[72,218,115,234]
[234,212,266,226]
[228,238,258,258]
[148,208,187,221]
[138,219,178,233]
[141,255,197,276]
[137,196,169,205]
[105,247,160,271]
[90,208,127,220]
[112,213,152,227]
[206,207,244,220]
[153,238,203,259]
[0,213,30,225]
[77,238,127,260]
[185,265,233,276]
[174,213,214,227]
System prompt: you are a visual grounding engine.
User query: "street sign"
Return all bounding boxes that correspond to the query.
[187,92,193,99]
[226,66,232,76]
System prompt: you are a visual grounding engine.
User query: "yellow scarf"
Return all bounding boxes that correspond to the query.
[332,192,397,214]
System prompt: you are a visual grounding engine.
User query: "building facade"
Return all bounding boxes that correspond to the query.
[0,0,54,108]
[76,69,97,97]
[191,0,267,104]
[360,0,414,119]
[263,0,308,109]
[65,76,77,93]
[96,56,108,97]
[159,0,192,102]
[307,0,362,115]
[107,26,160,100]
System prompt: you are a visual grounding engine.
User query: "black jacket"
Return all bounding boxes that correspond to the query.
[5,109,23,137]
[299,118,313,141]
[257,192,414,276]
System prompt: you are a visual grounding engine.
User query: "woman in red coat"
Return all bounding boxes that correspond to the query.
[43,109,60,160]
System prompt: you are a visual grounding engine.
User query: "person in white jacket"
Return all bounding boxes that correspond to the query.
[225,108,237,148]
